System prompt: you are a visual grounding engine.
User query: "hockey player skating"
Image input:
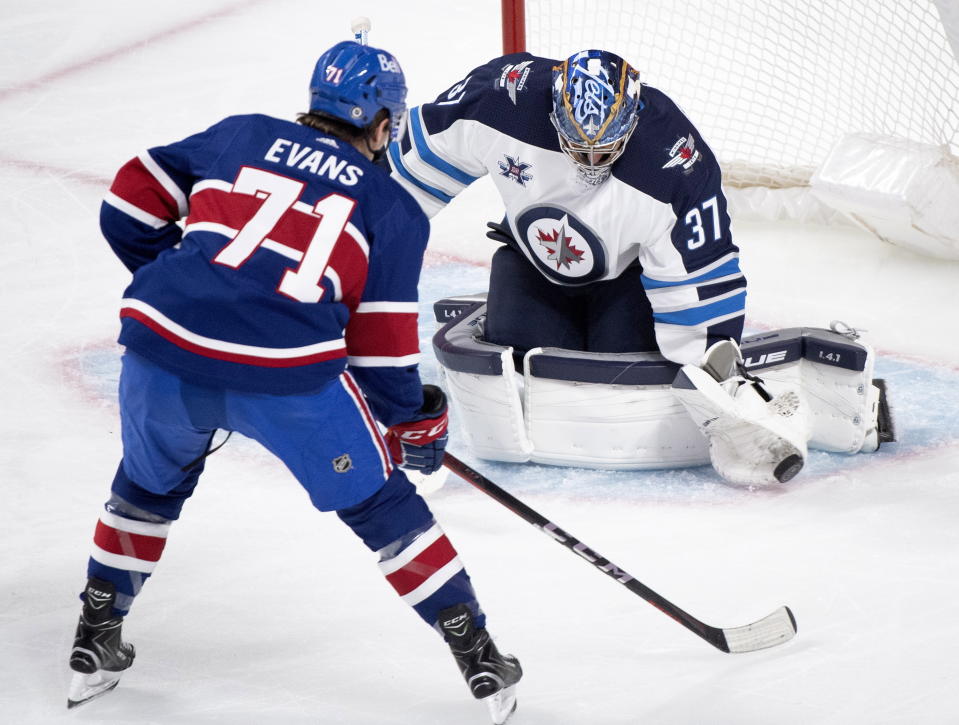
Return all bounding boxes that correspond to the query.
[67,39,521,723]
[392,50,890,484]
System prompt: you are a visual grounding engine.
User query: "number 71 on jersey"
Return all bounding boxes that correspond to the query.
[213,166,356,303]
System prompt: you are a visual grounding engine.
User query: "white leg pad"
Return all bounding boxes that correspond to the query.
[758,339,879,454]
[523,372,708,469]
[441,349,533,462]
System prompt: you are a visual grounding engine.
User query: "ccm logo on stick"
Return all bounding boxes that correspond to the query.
[542,523,633,583]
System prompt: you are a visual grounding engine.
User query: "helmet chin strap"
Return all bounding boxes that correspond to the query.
[370,142,388,164]
[362,131,389,163]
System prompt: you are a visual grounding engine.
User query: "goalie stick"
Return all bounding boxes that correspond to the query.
[443,453,797,653]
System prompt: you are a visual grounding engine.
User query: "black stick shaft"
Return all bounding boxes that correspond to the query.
[443,453,730,652]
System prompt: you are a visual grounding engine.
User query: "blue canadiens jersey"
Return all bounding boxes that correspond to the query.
[102,113,429,426]
[388,53,746,365]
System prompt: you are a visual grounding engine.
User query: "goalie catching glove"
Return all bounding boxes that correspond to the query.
[385,384,450,474]
[672,340,808,486]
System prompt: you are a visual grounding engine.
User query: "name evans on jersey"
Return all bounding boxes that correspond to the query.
[263,137,363,186]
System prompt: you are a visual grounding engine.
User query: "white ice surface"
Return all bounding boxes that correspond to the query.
[2,3,959,724]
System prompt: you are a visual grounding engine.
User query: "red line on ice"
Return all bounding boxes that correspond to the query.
[0,155,111,187]
[0,0,267,103]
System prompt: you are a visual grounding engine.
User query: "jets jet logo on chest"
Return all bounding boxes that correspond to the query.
[498,155,533,186]
[515,205,607,285]
[536,224,585,269]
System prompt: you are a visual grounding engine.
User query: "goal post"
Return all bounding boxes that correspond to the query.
[501,0,526,55]
[501,0,959,258]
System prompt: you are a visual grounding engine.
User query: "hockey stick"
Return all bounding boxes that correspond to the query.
[443,453,797,653]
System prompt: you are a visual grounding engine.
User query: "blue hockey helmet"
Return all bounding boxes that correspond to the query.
[550,50,641,184]
[309,41,408,141]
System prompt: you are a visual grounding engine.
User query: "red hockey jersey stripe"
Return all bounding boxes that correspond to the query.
[121,300,347,367]
[187,186,371,306]
[90,511,171,574]
[339,371,393,477]
[346,310,420,358]
[94,520,167,562]
[188,187,320,255]
[110,156,182,222]
[327,235,369,307]
[384,535,459,597]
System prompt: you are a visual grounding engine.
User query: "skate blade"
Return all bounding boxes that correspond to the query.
[484,684,518,725]
[67,669,122,709]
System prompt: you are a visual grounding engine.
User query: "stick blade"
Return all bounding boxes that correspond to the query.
[722,605,797,653]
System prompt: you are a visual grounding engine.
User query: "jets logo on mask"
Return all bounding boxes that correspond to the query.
[568,62,616,140]
[515,205,607,285]
[662,134,702,172]
[495,61,533,104]
[498,155,533,186]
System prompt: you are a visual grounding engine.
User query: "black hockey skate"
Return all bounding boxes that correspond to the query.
[67,578,135,709]
[438,604,522,725]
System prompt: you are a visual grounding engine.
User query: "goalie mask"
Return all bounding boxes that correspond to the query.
[550,50,641,186]
[309,40,408,142]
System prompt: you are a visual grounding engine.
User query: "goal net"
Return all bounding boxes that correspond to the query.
[516,0,959,191]
[526,0,959,187]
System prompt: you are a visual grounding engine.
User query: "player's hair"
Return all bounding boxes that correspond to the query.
[296,108,389,142]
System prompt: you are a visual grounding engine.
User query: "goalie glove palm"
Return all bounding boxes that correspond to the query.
[385,384,449,474]
[673,340,809,486]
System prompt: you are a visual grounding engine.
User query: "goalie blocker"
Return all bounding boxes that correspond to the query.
[432,296,894,485]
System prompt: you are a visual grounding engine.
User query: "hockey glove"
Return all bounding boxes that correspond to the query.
[385,384,449,474]
[673,340,808,486]
[485,220,517,247]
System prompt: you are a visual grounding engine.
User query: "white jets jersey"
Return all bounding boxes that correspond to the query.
[388,53,746,365]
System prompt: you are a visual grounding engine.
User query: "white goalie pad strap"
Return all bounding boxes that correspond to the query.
[441,350,532,462]
[523,348,708,469]
[673,364,809,486]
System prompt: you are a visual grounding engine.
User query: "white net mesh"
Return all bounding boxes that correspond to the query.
[525,0,959,188]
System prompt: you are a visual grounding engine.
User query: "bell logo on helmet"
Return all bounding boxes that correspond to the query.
[377,53,400,73]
